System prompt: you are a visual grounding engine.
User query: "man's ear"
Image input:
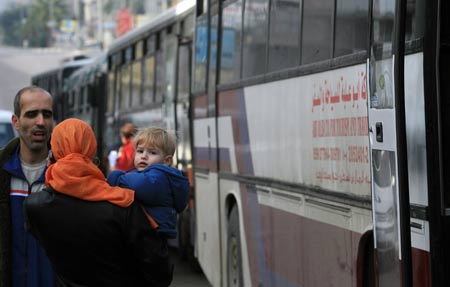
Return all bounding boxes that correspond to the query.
[12,114,19,130]
[164,155,173,166]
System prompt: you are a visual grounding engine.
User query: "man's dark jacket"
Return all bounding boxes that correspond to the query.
[23,186,173,287]
[0,138,19,287]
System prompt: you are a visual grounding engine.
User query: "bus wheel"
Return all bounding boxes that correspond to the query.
[227,205,243,287]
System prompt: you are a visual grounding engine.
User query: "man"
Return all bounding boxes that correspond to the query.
[24,118,173,286]
[0,86,55,286]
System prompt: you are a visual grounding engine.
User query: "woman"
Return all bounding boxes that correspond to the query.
[24,118,173,287]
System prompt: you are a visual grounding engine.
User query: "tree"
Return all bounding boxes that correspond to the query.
[22,0,68,47]
[0,0,68,47]
[0,6,27,46]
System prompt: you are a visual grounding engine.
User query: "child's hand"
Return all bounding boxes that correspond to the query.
[107,170,126,186]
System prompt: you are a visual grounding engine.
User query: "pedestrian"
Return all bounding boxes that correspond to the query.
[107,127,189,239]
[0,86,55,286]
[112,122,136,171]
[23,118,173,287]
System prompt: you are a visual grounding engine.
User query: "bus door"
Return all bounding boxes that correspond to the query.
[174,38,196,258]
[192,2,222,285]
[425,0,450,285]
[175,40,193,178]
[368,0,412,286]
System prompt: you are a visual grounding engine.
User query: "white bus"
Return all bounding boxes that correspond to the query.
[191,0,446,286]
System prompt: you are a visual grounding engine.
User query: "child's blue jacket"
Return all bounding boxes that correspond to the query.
[107,164,189,238]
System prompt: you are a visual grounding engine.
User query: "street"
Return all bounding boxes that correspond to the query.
[170,248,212,287]
[0,45,212,287]
[0,46,74,111]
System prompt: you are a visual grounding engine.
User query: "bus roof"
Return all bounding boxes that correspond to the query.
[65,52,107,90]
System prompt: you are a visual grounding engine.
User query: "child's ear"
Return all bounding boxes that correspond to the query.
[164,155,173,166]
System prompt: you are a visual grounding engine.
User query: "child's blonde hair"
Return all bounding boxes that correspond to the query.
[133,127,176,156]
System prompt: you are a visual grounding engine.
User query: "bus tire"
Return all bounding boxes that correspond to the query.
[363,238,375,287]
[357,232,375,287]
[227,205,243,287]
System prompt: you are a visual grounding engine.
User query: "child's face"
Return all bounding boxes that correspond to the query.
[134,143,171,171]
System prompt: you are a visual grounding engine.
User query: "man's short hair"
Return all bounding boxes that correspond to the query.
[14,85,52,116]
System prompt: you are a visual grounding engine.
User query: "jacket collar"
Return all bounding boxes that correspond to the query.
[2,141,46,182]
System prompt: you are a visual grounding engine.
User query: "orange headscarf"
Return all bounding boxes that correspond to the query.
[46,118,134,207]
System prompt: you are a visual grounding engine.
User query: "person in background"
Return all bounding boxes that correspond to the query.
[113,123,136,171]
[0,86,55,286]
[107,127,189,239]
[23,118,173,287]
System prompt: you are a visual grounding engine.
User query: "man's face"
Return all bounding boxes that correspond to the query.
[12,91,53,153]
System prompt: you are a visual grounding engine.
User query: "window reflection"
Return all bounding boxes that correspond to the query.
[220,0,242,84]
[301,0,333,64]
[268,0,301,72]
[243,0,269,77]
[335,0,369,57]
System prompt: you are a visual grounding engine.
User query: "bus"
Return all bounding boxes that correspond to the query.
[31,56,94,124]
[42,0,198,259]
[98,0,197,260]
[191,0,448,286]
[62,53,109,174]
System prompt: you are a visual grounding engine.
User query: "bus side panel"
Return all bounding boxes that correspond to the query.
[244,65,369,196]
[192,94,221,286]
[216,63,373,285]
[217,167,372,286]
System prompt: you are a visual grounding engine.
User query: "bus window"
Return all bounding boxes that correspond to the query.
[116,68,122,112]
[135,40,143,59]
[372,0,395,49]
[143,36,156,105]
[208,14,218,95]
[79,87,84,113]
[164,31,177,105]
[301,0,333,64]
[83,85,88,113]
[131,41,143,107]
[182,13,195,38]
[334,0,369,57]
[107,71,115,114]
[178,45,191,101]
[143,56,155,105]
[242,0,269,78]
[50,77,58,99]
[120,64,131,109]
[405,0,425,41]
[220,0,243,84]
[155,32,166,104]
[131,60,142,107]
[197,0,207,15]
[268,0,301,72]
[193,15,207,93]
